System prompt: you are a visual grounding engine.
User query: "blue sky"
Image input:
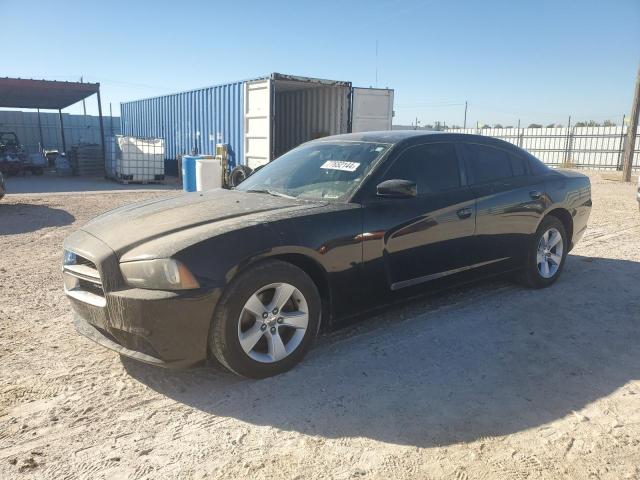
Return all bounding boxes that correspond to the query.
[2,0,638,127]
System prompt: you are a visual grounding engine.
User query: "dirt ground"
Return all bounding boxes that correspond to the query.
[1,172,639,480]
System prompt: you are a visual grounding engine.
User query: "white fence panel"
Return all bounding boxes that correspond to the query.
[446,126,640,170]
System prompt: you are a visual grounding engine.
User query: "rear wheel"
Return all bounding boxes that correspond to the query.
[209,260,321,378]
[518,216,568,288]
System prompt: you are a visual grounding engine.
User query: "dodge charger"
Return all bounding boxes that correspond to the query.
[63,131,592,378]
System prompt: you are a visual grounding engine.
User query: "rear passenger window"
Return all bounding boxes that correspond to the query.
[463,144,512,184]
[383,143,460,195]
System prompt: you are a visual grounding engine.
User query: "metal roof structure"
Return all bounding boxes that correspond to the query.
[0,77,100,110]
[0,77,106,162]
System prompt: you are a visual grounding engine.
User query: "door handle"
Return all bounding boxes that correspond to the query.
[529,190,542,200]
[456,207,473,219]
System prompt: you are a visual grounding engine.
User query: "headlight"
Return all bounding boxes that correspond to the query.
[63,250,77,265]
[120,259,200,290]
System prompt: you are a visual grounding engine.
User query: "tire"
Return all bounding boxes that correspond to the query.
[209,260,321,378]
[518,215,568,288]
[229,165,253,187]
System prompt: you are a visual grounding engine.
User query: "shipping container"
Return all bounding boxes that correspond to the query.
[120,73,394,173]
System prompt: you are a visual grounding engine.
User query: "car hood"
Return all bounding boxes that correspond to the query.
[81,188,324,255]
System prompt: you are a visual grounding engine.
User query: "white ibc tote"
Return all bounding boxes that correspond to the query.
[195,157,223,191]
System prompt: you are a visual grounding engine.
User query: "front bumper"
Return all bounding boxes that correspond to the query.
[64,230,221,368]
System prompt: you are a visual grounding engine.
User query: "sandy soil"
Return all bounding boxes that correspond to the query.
[1,173,639,479]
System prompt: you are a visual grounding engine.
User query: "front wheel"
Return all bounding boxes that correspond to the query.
[518,216,568,288]
[209,260,321,378]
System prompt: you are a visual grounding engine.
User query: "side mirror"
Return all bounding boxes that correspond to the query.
[376,179,417,199]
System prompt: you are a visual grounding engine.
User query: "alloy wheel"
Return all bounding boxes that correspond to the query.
[537,227,563,279]
[237,282,309,363]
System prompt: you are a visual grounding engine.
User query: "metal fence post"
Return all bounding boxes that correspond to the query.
[563,116,572,166]
[616,114,626,170]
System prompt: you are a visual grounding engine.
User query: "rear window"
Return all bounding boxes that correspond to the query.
[463,144,512,184]
[510,154,528,176]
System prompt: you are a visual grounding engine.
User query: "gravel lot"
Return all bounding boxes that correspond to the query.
[1,172,639,479]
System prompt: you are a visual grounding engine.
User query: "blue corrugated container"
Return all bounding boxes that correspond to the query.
[122,81,245,175]
[120,73,394,174]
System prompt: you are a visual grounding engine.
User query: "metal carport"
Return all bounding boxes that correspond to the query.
[0,77,106,162]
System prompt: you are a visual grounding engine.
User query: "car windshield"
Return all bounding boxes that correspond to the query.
[236,141,391,201]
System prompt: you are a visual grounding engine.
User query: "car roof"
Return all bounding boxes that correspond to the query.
[310,130,527,154]
[313,130,444,144]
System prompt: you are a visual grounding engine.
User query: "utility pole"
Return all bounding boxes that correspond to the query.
[622,62,640,182]
[463,101,468,129]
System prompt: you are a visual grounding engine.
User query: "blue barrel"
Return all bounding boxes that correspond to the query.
[181,156,197,192]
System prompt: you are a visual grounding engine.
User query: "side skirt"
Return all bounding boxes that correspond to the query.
[390,257,511,291]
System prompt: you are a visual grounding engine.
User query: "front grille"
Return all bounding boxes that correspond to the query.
[76,254,97,268]
[63,252,105,306]
[78,278,104,297]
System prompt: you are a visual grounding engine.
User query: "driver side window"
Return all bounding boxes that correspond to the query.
[383,143,461,195]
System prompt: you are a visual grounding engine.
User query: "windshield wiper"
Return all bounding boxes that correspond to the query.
[246,189,296,199]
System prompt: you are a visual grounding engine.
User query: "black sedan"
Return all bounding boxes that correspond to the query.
[63,131,592,378]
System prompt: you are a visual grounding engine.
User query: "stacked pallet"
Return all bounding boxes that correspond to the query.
[68,144,104,176]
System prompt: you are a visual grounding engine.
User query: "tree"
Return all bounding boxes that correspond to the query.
[575,120,600,127]
[493,123,504,128]
[528,123,543,128]
[482,124,492,129]
[602,120,616,127]
[546,123,556,128]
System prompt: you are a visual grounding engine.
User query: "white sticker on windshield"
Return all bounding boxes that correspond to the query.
[321,160,360,172]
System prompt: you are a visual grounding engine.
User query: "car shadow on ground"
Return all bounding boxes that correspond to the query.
[123,254,640,448]
[0,203,75,234]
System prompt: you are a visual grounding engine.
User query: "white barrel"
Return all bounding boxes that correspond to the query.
[195,158,222,191]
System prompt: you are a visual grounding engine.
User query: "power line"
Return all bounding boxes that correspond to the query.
[395,102,466,109]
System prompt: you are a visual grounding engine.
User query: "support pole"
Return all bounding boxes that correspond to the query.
[81,76,87,116]
[58,109,66,153]
[109,102,114,137]
[96,87,106,175]
[622,62,640,182]
[37,108,44,152]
